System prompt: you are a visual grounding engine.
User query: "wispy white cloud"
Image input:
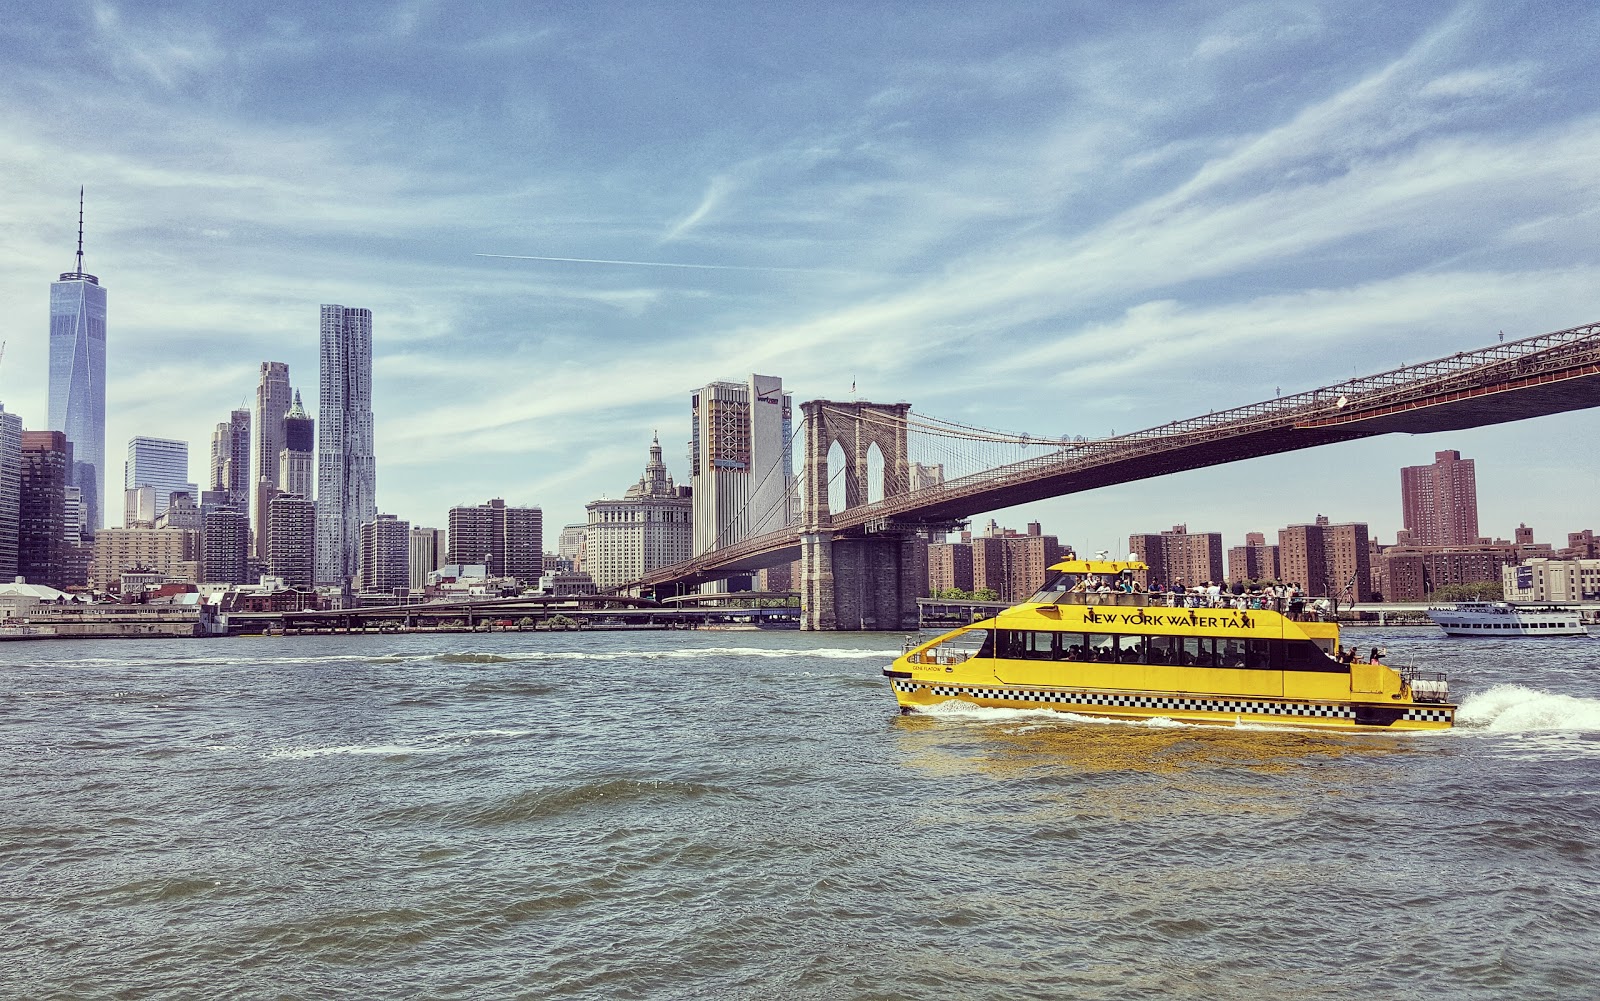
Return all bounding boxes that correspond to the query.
[90,1,226,92]
[661,175,734,242]
[3,0,1597,545]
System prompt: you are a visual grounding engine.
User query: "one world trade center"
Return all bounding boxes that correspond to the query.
[49,189,106,531]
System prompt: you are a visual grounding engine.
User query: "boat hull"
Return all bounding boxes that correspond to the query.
[890,677,1456,731]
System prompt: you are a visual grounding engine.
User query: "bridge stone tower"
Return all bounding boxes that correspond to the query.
[799,400,923,631]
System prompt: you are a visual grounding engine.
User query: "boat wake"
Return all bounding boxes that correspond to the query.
[1455,684,1600,732]
[917,700,1188,729]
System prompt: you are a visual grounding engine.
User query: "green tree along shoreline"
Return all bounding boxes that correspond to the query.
[1430,582,1506,602]
[929,587,1001,602]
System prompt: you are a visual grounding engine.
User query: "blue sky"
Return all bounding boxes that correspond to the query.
[3,1,1597,555]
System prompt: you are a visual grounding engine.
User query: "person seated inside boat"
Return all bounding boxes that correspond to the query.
[1120,641,1144,663]
[1220,641,1246,668]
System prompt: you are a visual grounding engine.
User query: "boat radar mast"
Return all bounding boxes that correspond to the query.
[60,186,98,285]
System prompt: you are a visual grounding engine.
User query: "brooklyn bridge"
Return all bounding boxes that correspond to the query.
[617,320,1600,630]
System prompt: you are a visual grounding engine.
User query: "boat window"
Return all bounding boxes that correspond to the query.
[999,630,1056,660]
[1029,571,1078,604]
[1181,636,1215,668]
[1146,634,1179,665]
[1217,638,1247,669]
[916,628,992,665]
[1085,633,1120,663]
[1282,639,1343,672]
[1245,638,1274,670]
[996,629,1018,658]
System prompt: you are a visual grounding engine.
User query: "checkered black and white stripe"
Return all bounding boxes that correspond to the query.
[895,680,1452,724]
[1399,707,1454,723]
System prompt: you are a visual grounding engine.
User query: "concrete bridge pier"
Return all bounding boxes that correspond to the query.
[800,532,835,631]
[800,532,920,631]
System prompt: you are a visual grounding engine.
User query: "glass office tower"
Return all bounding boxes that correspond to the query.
[49,195,107,531]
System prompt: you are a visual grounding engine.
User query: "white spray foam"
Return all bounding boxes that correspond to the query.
[917,700,1324,733]
[918,701,1188,729]
[1455,685,1600,732]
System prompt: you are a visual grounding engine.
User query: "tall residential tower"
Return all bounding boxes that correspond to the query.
[48,189,107,531]
[1401,450,1479,547]
[208,408,251,507]
[315,305,376,587]
[253,361,292,559]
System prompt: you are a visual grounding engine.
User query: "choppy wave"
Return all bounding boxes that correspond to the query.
[268,743,432,759]
[648,646,890,660]
[434,652,528,664]
[459,778,726,827]
[462,680,556,697]
[1456,685,1600,732]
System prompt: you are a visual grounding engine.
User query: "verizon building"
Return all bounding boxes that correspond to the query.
[689,374,793,556]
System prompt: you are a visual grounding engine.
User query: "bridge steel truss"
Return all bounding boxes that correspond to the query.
[621,320,1600,607]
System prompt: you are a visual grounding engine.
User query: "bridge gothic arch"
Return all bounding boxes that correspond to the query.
[800,400,911,528]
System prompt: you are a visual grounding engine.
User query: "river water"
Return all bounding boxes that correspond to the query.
[4,627,1598,1000]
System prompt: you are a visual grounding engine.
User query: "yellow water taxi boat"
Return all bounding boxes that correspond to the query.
[885,559,1455,731]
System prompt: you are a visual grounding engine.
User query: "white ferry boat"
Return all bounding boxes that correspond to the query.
[1426,601,1586,637]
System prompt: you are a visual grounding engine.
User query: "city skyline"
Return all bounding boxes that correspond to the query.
[3,4,1598,552]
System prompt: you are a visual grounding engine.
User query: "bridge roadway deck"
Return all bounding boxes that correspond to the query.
[625,322,1600,592]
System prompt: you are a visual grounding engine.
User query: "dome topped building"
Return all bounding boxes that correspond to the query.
[586,435,693,589]
[625,434,677,499]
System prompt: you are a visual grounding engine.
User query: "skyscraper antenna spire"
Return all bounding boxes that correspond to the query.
[76,186,85,274]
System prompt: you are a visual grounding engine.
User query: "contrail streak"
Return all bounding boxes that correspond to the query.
[474,253,848,274]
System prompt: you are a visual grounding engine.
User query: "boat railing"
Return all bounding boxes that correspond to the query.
[901,631,986,665]
[1401,668,1450,703]
[1031,591,1325,617]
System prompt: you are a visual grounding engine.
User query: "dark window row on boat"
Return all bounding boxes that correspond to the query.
[978,629,1347,673]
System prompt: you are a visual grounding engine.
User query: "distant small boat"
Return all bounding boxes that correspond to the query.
[1427,601,1586,637]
